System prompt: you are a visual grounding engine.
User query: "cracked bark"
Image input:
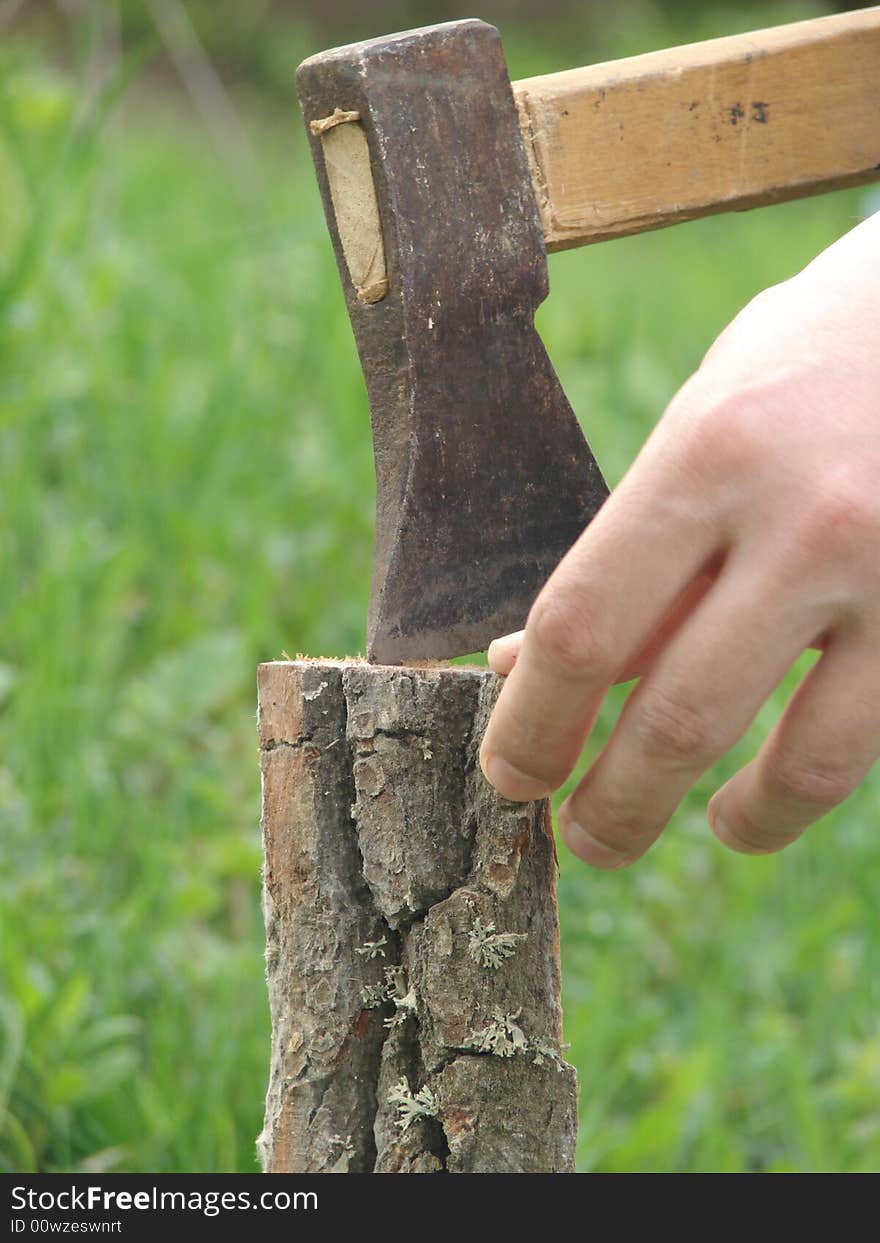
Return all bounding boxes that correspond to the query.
[257,659,577,1174]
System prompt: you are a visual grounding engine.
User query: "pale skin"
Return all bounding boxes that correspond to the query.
[480,211,880,869]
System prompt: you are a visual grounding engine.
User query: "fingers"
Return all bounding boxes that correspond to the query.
[487,569,721,684]
[709,630,880,855]
[558,554,827,869]
[479,459,720,802]
[487,630,523,676]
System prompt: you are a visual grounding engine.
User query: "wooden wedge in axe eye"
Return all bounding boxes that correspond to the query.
[296,8,880,665]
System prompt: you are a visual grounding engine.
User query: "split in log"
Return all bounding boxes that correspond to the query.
[257,659,578,1173]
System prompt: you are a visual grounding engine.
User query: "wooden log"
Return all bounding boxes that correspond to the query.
[256,659,577,1174]
[513,7,880,249]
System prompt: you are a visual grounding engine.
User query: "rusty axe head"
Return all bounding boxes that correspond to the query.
[296,20,607,664]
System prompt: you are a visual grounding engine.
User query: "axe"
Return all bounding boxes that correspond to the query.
[296,9,880,664]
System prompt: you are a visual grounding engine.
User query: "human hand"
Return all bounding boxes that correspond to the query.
[479,213,880,869]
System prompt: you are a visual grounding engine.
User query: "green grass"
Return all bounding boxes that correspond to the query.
[1,9,879,1173]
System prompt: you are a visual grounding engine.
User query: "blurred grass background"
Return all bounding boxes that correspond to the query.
[1,0,878,1173]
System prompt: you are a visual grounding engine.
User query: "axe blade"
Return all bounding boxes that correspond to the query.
[297,20,608,663]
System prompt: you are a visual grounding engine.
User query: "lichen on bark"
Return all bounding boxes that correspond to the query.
[257,659,577,1174]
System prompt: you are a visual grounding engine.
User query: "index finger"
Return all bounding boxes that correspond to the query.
[479,450,718,801]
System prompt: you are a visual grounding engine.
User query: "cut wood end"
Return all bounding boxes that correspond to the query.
[257,658,489,678]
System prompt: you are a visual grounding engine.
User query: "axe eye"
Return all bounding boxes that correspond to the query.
[313,112,389,306]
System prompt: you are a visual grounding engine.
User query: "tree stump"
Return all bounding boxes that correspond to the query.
[256,659,577,1174]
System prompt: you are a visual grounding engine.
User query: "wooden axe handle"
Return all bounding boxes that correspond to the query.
[513,7,880,251]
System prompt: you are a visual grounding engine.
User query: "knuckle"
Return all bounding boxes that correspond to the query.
[673,390,768,489]
[793,475,880,559]
[763,751,855,812]
[634,687,721,766]
[527,590,610,678]
[737,281,791,327]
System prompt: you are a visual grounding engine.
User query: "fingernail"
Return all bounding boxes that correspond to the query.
[707,799,736,849]
[707,800,725,836]
[481,753,550,802]
[488,630,522,649]
[487,632,522,671]
[559,810,631,871]
[708,803,765,855]
[711,814,754,853]
[709,811,733,847]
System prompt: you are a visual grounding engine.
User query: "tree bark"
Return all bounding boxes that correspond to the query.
[257,659,577,1174]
